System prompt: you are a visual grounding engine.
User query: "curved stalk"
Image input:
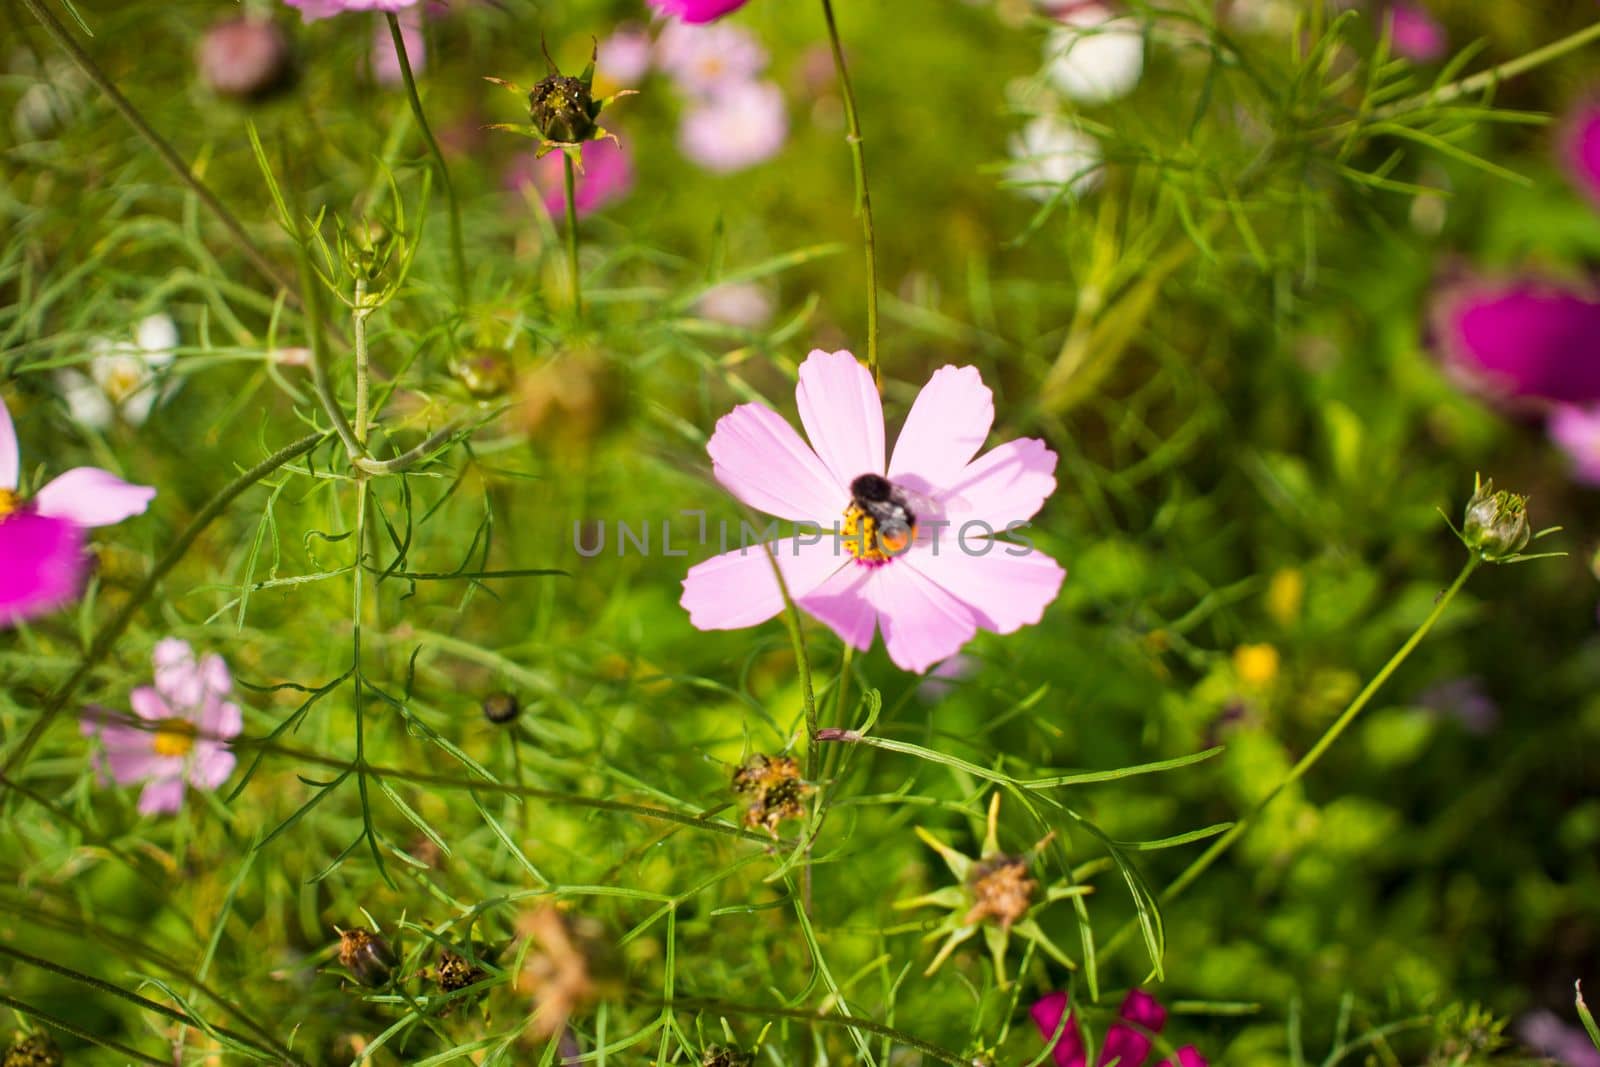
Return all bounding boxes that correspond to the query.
[563,152,583,320]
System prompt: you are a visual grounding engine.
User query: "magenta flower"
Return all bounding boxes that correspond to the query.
[646,0,752,24]
[1560,98,1600,208]
[80,639,242,816]
[505,136,634,218]
[678,79,788,173]
[283,0,416,20]
[1032,990,1208,1067]
[1386,3,1446,63]
[656,19,768,98]
[0,394,155,628]
[680,350,1065,673]
[1430,277,1600,407]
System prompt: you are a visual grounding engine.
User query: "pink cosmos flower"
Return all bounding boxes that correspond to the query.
[597,24,655,87]
[371,4,425,86]
[81,639,242,815]
[678,79,788,173]
[1386,3,1446,63]
[1517,1010,1600,1067]
[1549,404,1600,485]
[0,394,155,628]
[680,350,1066,673]
[647,0,752,24]
[1560,98,1600,208]
[283,0,416,20]
[1430,277,1600,407]
[656,19,768,98]
[1032,990,1208,1067]
[504,136,634,218]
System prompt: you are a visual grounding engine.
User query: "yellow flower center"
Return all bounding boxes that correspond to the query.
[0,488,17,521]
[153,718,197,758]
[103,364,143,403]
[841,503,914,565]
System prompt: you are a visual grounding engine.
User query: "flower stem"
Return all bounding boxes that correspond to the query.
[818,0,881,388]
[353,278,371,445]
[0,431,328,782]
[1100,553,1482,963]
[385,12,466,307]
[1375,18,1600,119]
[563,151,583,321]
[18,0,296,302]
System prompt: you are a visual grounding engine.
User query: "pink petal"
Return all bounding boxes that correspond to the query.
[153,639,204,709]
[1431,278,1600,406]
[1118,989,1168,1031]
[199,653,232,698]
[908,543,1065,634]
[137,775,187,815]
[943,437,1059,528]
[646,0,752,23]
[1096,990,1167,1067]
[796,563,879,652]
[867,559,977,674]
[0,394,17,490]
[1157,1049,1207,1067]
[681,538,846,631]
[1561,98,1600,208]
[796,350,885,491]
[201,698,244,741]
[0,512,89,628]
[108,747,177,787]
[1386,3,1446,63]
[189,743,237,790]
[130,686,172,722]
[33,467,156,528]
[708,401,846,522]
[887,365,995,498]
[1032,992,1087,1067]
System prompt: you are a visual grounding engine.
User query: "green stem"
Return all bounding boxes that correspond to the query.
[0,431,328,782]
[17,0,297,301]
[819,0,881,388]
[385,12,466,306]
[353,278,371,445]
[0,993,169,1067]
[1100,554,1482,962]
[563,151,583,321]
[1375,18,1600,119]
[352,418,465,476]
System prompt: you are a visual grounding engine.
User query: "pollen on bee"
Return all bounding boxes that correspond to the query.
[841,503,914,566]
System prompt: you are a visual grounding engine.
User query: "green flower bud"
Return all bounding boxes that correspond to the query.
[3,1033,63,1067]
[529,74,597,145]
[343,218,394,283]
[337,926,398,988]
[1462,478,1531,561]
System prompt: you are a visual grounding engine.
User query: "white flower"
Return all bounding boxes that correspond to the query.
[1043,4,1144,104]
[695,282,775,330]
[1006,115,1103,201]
[57,314,179,430]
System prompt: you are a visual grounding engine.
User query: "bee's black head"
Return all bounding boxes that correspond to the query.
[851,474,893,501]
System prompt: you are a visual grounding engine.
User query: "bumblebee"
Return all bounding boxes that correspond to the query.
[849,474,916,554]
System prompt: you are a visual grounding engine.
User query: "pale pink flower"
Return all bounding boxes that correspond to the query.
[81,639,242,816]
[656,19,767,98]
[1549,404,1600,486]
[1044,4,1144,105]
[0,393,155,628]
[647,0,752,24]
[597,24,655,86]
[504,137,634,218]
[371,4,425,86]
[695,281,775,329]
[680,350,1066,673]
[678,80,788,173]
[283,0,416,21]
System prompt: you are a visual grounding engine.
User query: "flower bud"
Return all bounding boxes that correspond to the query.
[197,17,294,102]
[703,1047,755,1067]
[454,350,514,400]
[529,74,598,144]
[342,219,394,283]
[2,1033,63,1067]
[482,691,520,725]
[435,948,488,994]
[1462,478,1531,561]
[337,926,398,988]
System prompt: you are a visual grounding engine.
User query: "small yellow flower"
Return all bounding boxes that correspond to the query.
[1234,643,1280,688]
[1265,568,1304,627]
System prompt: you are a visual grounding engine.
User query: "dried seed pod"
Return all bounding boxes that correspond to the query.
[337,926,398,988]
[482,691,521,725]
[963,855,1036,931]
[702,1045,755,1067]
[731,755,812,837]
[436,948,487,994]
[3,1032,63,1067]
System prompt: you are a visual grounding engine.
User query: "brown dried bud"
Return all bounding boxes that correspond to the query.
[436,948,488,994]
[337,926,398,988]
[529,74,597,144]
[3,1033,63,1067]
[197,17,294,102]
[482,691,521,725]
[731,755,812,837]
[703,1046,755,1067]
[963,855,1035,930]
